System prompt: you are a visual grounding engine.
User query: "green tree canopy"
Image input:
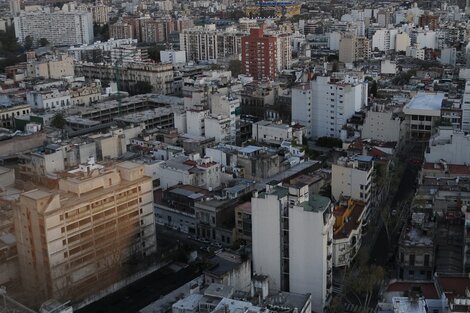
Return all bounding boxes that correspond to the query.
[51,113,66,129]
[38,38,49,47]
[228,59,242,77]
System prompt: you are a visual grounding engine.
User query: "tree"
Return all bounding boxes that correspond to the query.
[51,113,66,129]
[344,265,385,310]
[316,136,342,148]
[24,35,34,51]
[38,38,49,47]
[228,59,242,77]
[147,46,162,62]
[329,296,344,313]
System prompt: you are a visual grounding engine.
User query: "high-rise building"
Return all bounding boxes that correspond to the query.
[241,28,277,81]
[292,75,367,139]
[14,9,93,46]
[110,20,135,39]
[9,0,21,16]
[180,24,246,62]
[338,33,370,63]
[462,81,470,133]
[15,159,156,304]
[251,182,334,313]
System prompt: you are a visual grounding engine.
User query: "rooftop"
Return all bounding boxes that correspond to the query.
[406,93,444,111]
[300,194,331,213]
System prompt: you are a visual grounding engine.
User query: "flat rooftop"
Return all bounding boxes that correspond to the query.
[115,108,173,123]
[406,93,444,111]
[300,194,331,213]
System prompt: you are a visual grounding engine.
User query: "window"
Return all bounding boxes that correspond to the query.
[424,254,430,266]
[409,254,415,266]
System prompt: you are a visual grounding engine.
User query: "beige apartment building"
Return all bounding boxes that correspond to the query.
[15,160,156,305]
[339,33,370,63]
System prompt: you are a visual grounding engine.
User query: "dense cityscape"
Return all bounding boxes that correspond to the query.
[0,0,469,312]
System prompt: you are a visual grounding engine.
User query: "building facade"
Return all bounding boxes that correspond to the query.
[15,160,156,304]
[14,10,93,47]
[241,28,277,81]
[252,183,334,312]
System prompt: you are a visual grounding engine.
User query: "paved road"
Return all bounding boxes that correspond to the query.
[77,264,201,313]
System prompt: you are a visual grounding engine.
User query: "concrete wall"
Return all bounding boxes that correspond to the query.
[0,132,46,157]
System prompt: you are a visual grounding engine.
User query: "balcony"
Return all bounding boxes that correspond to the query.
[327,254,332,261]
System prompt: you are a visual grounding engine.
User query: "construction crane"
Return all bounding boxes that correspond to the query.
[113,50,135,116]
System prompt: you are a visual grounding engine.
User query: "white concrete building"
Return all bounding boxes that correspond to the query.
[252,183,334,313]
[186,108,209,137]
[68,38,137,62]
[14,8,93,47]
[425,128,470,165]
[158,155,221,190]
[440,47,457,66]
[292,76,367,139]
[406,45,425,60]
[372,29,397,51]
[332,155,374,216]
[415,29,437,49]
[362,109,403,143]
[463,81,470,133]
[252,121,293,145]
[204,115,231,143]
[403,93,443,141]
[26,89,71,111]
[160,50,187,64]
[381,60,397,75]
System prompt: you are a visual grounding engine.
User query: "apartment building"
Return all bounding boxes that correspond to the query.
[180,24,246,62]
[110,21,134,39]
[462,81,470,133]
[15,160,156,304]
[372,29,398,51]
[403,93,444,141]
[14,9,93,47]
[26,53,74,80]
[332,155,374,217]
[252,120,293,145]
[292,76,367,139]
[75,62,174,95]
[252,182,334,313]
[26,89,71,111]
[338,33,370,63]
[362,106,404,143]
[0,104,31,128]
[241,28,277,81]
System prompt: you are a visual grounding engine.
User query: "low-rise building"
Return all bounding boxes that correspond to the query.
[332,199,366,268]
[252,120,293,145]
[397,213,435,281]
[204,251,251,292]
[234,202,251,244]
[0,104,31,128]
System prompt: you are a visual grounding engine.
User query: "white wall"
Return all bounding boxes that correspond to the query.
[289,204,332,312]
[362,111,402,142]
[251,194,283,291]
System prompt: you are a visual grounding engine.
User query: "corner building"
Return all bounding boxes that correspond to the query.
[15,160,156,304]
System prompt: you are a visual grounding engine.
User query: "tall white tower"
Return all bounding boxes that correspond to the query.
[9,0,21,16]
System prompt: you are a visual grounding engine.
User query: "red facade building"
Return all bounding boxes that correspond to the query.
[241,28,277,81]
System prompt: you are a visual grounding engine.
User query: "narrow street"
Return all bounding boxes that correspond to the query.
[332,143,425,312]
